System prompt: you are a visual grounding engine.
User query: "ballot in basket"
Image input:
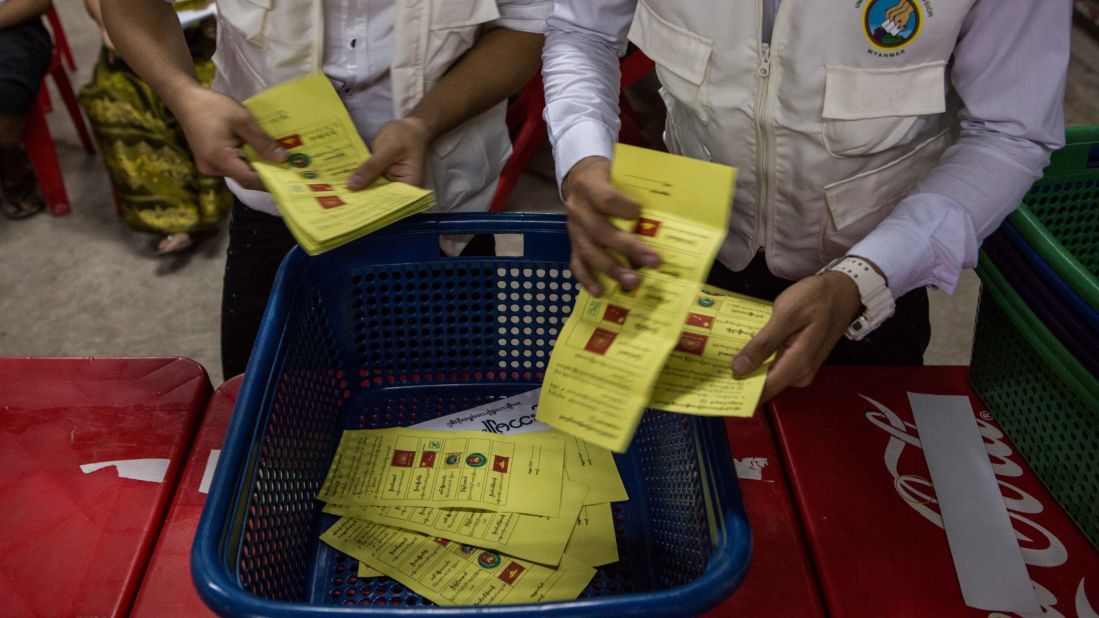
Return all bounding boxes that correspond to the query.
[192,213,752,617]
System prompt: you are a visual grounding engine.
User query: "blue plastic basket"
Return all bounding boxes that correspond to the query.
[1000,221,1099,333]
[983,228,1099,376]
[192,213,752,617]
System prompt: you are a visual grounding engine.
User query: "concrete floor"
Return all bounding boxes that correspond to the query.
[2,3,1098,383]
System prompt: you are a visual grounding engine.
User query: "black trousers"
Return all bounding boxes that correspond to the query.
[706,254,930,366]
[220,200,297,379]
[220,199,499,379]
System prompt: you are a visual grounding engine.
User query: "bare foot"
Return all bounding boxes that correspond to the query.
[156,232,194,255]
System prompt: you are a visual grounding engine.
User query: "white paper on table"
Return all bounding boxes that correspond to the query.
[909,392,1041,614]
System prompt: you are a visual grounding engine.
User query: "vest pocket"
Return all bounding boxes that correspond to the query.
[822,62,947,157]
[628,0,713,123]
[217,0,271,44]
[819,128,951,262]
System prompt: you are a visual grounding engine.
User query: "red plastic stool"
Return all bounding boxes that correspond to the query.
[489,50,655,212]
[23,44,96,216]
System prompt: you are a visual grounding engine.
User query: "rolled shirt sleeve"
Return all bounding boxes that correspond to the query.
[850,0,1071,297]
[493,0,553,34]
[542,0,638,188]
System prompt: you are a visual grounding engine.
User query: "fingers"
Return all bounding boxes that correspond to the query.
[347,150,398,191]
[564,167,662,292]
[210,150,265,190]
[567,216,632,296]
[236,116,288,163]
[733,317,795,377]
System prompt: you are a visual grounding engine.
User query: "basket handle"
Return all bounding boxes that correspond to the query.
[371,212,571,261]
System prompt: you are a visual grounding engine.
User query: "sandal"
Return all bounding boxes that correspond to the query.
[156,232,195,255]
[0,173,45,220]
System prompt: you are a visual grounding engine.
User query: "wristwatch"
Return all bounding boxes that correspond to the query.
[817,255,896,341]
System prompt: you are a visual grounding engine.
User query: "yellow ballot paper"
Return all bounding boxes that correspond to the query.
[317,428,566,516]
[358,564,383,578]
[563,504,619,567]
[537,144,735,452]
[650,285,773,416]
[323,518,596,606]
[242,73,434,255]
[410,390,628,505]
[323,480,589,566]
[564,435,628,505]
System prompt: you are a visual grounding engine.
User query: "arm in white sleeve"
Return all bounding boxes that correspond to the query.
[542,0,638,188]
[493,0,553,34]
[849,0,1071,297]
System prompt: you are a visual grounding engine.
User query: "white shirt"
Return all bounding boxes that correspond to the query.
[230,0,551,215]
[542,0,1068,298]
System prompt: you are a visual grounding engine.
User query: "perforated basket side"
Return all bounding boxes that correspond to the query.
[970,263,1099,548]
[196,214,752,617]
[1011,124,1099,309]
[238,288,346,601]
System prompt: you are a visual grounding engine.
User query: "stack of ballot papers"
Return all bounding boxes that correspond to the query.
[241,72,434,255]
[316,392,628,607]
[537,144,774,453]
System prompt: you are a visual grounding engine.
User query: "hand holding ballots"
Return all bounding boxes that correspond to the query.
[536,144,773,453]
[241,73,434,255]
[317,392,627,606]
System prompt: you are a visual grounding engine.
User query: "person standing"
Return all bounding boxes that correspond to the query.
[0,0,52,220]
[102,0,550,377]
[80,0,231,255]
[542,0,1070,401]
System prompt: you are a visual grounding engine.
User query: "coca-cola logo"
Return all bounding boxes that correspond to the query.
[863,394,1097,618]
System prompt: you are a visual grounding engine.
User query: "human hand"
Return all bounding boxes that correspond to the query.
[171,87,287,190]
[347,117,431,190]
[562,156,662,297]
[884,2,915,33]
[731,271,863,402]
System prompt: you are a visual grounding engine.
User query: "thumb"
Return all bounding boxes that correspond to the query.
[732,318,794,377]
[348,148,400,191]
[236,115,287,163]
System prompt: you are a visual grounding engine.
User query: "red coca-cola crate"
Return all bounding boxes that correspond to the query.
[0,357,211,617]
[770,366,1099,618]
[131,376,242,617]
[705,413,826,617]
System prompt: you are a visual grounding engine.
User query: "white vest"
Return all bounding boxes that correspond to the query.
[211,0,510,213]
[628,0,974,278]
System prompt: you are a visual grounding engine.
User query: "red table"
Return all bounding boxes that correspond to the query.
[705,413,826,617]
[770,366,1099,617]
[131,376,241,617]
[0,358,211,618]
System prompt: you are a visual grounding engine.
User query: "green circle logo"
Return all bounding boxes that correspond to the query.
[288,152,312,168]
[477,551,501,569]
[465,453,487,468]
[445,454,460,465]
[698,298,715,308]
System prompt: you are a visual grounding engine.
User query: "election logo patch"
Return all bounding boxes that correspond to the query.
[864,0,920,49]
[477,551,502,569]
[465,452,488,468]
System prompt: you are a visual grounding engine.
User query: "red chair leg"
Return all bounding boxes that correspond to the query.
[491,76,546,212]
[24,91,71,216]
[46,8,76,71]
[50,65,95,154]
[619,50,654,89]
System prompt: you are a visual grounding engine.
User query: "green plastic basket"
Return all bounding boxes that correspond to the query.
[1010,124,1099,310]
[971,253,1099,549]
